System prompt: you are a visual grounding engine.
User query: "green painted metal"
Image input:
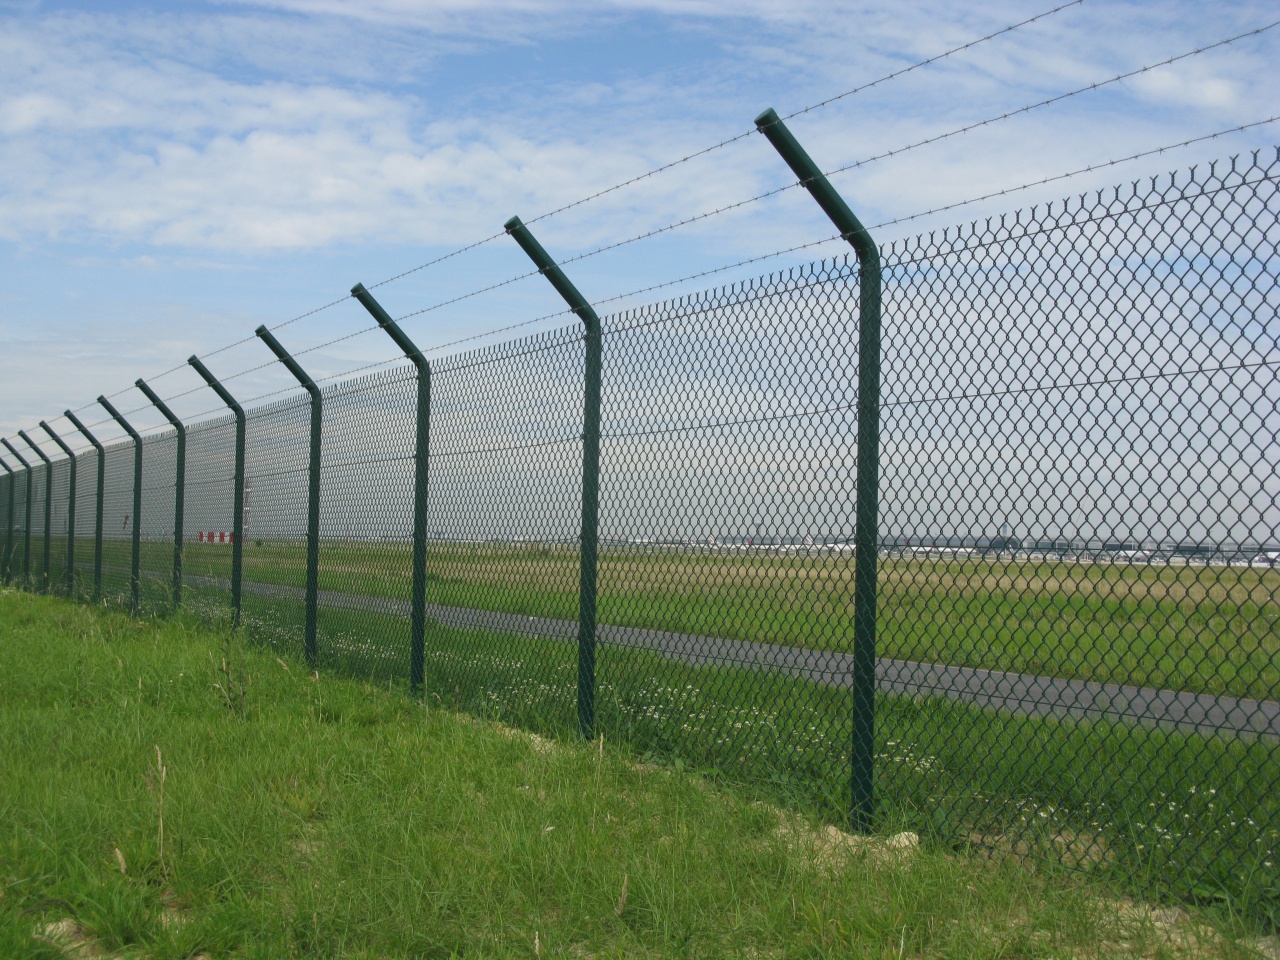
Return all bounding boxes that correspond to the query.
[99,396,143,616]
[1,439,33,589]
[0,457,13,585]
[351,282,432,694]
[755,107,883,833]
[503,215,603,741]
[136,379,186,610]
[39,421,78,596]
[64,411,105,603]
[255,326,322,668]
[17,430,53,595]
[188,356,246,629]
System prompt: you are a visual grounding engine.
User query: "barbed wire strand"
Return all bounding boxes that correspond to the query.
[29,119,1280,452]
[35,0,1097,419]
[77,0,1093,414]
[20,119,1280,454]
[518,0,1086,229]
[358,14,1250,342]
[343,0,1090,294]
[67,297,353,416]
[865,116,1280,234]
[818,20,1280,183]
[552,154,1280,319]
[312,8,1131,335]
[539,19,1280,275]
[27,19,1280,437]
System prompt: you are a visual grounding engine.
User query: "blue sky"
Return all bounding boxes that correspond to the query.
[1,0,1278,452]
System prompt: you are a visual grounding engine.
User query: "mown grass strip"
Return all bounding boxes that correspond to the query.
[68,539,1280,700]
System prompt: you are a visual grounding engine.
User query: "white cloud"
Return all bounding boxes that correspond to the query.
[2,2,1276,259]
[1,0,1279,436]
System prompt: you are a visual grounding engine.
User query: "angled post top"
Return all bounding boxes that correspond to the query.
[351,283,428,369]
[39,421,78,460]
[753,107,878,267]
[136,379,185,431]
[64,410,104,452]
[255,326,320,397]
[503,216,601,332]
[2,438,31,468]
[187,355,246,417]
[17,429,51,464]
[98,396,142,442]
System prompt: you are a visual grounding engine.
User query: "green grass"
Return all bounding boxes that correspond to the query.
[36,537,1280,700]
[168,585,1280,936]
[7,591,1271,958]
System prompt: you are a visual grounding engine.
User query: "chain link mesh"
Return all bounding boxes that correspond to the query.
[6,147,1278,924]
[71,447,98,600]
[98,441,135,608]
[29,461,49,593]
[46,457,70,596]
[183,414,237,621]
[10,469,31,587]
[1,471,14,584]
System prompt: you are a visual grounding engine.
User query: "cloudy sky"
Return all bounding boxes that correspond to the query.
[1,0,1277,453]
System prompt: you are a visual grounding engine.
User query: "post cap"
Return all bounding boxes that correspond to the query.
[754,107,780,129]
[503,215,523,233]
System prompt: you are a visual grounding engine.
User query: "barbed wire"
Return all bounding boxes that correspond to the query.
[18,16,1280,439]
[391,268,544,323]
[34,121,1279,450]
[58,0,1086,418]
[819,19,1279,183]
[864,116,1280,234]
[325,0,1092,306]
[516,0,1086,230]
[323,13,1280,344]
[557,162,1280,320]
[532,19,1280,276]
[67,297,353,416]
[364,233,508,291]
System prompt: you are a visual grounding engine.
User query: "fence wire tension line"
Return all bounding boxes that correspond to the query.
[3,106,1279,928]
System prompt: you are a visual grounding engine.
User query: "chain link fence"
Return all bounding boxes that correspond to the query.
[3,149,1278,925]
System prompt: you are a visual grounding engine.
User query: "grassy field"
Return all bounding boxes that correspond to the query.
[1,590,1274,958]
[28,537,1279,700]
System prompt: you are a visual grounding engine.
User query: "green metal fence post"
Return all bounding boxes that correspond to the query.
[99,397,144,616]
[136,379,186,610]
[2,439,33,590]
[17,430,53,595]
[255,326,321,669]
[755,108,883,833]
[351,282,432,695]
[503,216,603,742]
[64,411,105,603]
[39,421,77,597]
[188,356,246,629]
[0,457,13,585]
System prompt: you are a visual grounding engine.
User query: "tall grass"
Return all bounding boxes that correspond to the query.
[167,587,1280,935]
[9,590,1273,957]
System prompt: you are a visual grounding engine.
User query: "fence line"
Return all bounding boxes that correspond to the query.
[2,144,1279,927]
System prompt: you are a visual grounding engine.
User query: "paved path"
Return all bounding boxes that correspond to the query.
[181,575,1278,739]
